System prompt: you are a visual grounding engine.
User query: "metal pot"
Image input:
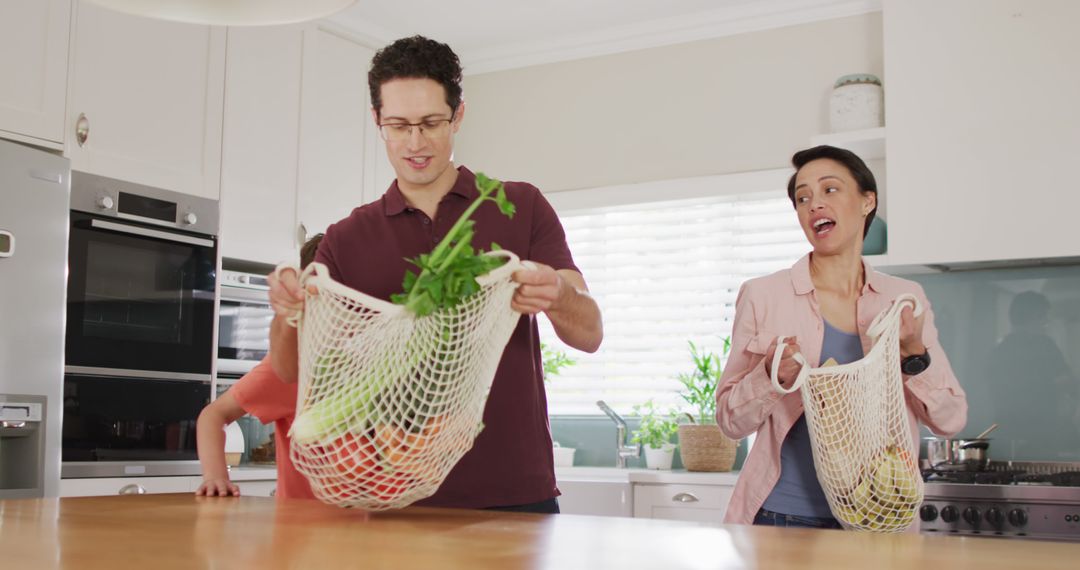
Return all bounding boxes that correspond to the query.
[924,437,992,469]
[953,438,991,468]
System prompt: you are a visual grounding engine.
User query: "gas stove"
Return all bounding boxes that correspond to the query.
[920,461,1080,541]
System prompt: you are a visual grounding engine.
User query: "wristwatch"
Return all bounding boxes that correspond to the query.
[901,350,932,375]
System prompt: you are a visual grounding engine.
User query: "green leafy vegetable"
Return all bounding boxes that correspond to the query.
[390,172,517,317]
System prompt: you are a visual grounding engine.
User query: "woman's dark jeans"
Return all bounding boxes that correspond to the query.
[753,508,843,529]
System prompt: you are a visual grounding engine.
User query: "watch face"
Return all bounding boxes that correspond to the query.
[903,353,930,375]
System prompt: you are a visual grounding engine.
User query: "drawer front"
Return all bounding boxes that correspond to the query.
[633,483,733,522]
[60,476,199,497]
[234,480,277,498]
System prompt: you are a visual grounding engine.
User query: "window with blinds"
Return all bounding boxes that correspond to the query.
[540,188,809,416]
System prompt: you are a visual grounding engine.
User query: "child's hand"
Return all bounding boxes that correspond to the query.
[196,478,240,497]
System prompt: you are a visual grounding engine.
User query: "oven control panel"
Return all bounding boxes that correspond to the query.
[921,499,1080,541]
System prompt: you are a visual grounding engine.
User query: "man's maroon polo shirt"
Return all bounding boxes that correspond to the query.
[315,165,579,508]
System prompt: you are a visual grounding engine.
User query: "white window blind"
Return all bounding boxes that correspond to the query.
[540,188,809,416]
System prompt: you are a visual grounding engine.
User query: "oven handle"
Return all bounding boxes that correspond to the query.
[65,365,212,383]
[90,219,214,248]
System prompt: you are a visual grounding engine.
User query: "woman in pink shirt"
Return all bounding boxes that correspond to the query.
[716,146,967,528]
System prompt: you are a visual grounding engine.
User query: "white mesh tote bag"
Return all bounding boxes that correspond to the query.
[284,173,526,510]
[770,294,924,532]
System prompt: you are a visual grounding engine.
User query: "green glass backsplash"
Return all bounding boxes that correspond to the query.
[550,417,750,469]
[900,264,1080,461]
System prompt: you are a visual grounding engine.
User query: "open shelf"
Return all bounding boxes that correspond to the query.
[810,127,885,160]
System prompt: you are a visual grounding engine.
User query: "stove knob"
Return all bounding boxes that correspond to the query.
[96,195,114,210]
[941,506,959,523]
[985,508,1004,528]
[920,504,939,522]
[182,212,198,225]
[1008,509,1028,527]
[963,507,982,525]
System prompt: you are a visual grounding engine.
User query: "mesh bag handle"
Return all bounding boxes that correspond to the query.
[768,294,926,532]
[284,250,526,510]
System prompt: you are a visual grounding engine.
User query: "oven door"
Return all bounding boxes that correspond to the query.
[65,211,217,380]
[61,373,210,477]
[217,285,273,375]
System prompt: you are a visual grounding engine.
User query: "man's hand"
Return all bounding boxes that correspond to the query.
[511,262,564,315]
[764,337,802,389]
[267,266,308,319]
[195,478,240,497]
[898,304,927,358]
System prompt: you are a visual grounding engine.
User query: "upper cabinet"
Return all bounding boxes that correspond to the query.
[296,26,382,240]
[0,0,72,148]
[219,25,305,264]
[66,2,226,199]
[883,0,1080,266]
[219,24,385,264]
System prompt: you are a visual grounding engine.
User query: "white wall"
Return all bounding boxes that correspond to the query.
[455,13,883,193]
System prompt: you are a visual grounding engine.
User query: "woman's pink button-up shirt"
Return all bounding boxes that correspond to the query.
[716,254,968,525]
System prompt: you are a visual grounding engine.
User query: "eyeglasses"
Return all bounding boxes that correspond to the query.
[378,117,454,142]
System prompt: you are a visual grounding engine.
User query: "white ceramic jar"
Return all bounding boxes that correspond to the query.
[829,74,884,132]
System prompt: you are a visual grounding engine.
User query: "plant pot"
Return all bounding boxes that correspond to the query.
[643,443,676,470]
[552,443,576,467]
[678,424,736,472]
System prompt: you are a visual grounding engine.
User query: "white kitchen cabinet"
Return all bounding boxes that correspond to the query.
[632,480,735,523]
[228,466,278,497]
[60,476,199,497]
[295,25,381,239]
[234,480,277,497]
[219,25,305,264]
[883,0,1080,266]
[0,0,71,148]
[66,2,226,199]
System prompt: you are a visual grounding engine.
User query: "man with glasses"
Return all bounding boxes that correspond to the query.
[267,36,603,514]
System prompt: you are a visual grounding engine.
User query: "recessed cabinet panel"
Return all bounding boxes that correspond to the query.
[67,3,225,199]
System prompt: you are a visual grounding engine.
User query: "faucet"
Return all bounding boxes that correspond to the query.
[596,400,641,468]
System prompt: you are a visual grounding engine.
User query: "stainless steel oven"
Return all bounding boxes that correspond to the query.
[217,270,273,376]
[62,172,218,477]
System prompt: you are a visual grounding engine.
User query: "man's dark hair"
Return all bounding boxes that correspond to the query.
[368,36,463,118]
[786,145,878,238]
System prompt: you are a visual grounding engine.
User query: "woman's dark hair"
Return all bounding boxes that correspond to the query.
[786,145,877,238]
[368,36,463,118]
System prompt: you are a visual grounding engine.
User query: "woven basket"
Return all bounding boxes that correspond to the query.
[678,424,736,472]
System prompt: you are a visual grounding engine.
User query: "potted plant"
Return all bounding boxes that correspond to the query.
[541,342,576,382]
[676,338,738,472]
[631,399,680,470]
[542,342,578,466]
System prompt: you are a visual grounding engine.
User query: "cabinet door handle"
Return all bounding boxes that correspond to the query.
[296,222,308,248]
[118,484,147,495]
[75,113,90,147]
[672,492,699,503]
[270,487,276,497]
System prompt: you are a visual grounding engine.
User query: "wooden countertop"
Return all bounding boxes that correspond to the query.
[2,494,1079,569]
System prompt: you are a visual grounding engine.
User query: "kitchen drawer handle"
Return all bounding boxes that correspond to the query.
[118,484,147,495]
[672,492,699,503]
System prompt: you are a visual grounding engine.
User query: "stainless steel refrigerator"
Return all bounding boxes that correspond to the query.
[0,138,69,498]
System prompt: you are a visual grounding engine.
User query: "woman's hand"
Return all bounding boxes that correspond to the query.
[764,337,802,389]
[898,304,927,357]
[196,478,240,497]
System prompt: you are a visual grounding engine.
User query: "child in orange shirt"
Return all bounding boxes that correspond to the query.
[195,235,323,499]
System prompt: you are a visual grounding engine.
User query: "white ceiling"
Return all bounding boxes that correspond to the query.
[330,0,881,74]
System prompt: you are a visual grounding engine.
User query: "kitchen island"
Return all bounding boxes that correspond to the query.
[1,494,1078,569]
